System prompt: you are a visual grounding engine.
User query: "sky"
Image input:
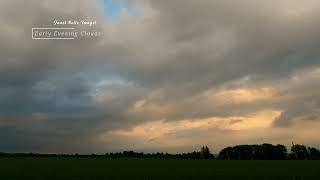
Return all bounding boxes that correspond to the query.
[0,0,320,154]
[98,0,138,20]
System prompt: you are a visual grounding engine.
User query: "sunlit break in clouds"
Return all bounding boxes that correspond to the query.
[0,0,320,154]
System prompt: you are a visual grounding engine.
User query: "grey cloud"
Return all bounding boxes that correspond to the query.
[273,95,320,127]
[1,0,320,152]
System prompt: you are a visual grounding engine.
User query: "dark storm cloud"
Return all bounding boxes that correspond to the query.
[0,0,320,152]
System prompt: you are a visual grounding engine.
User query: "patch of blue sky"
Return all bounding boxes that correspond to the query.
[97,0,139,21]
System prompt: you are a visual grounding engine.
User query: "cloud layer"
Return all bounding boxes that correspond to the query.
[0,0,320,153]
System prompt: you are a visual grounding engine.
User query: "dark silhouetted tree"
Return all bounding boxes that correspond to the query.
[291,144,308,160]
[274,144,287,160]
[218,147,233,160]
[308,147,320,159]
[218,144,287,160]
[201,146,214,159]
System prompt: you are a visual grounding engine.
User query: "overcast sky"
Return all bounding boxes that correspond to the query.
[0,0,320,154]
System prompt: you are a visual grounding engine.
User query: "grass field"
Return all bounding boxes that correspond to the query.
[0,158,320,180]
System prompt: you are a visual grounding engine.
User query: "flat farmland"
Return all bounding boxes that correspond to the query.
[0,158,320,180]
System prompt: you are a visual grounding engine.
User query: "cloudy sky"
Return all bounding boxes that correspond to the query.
[1,0,320,154]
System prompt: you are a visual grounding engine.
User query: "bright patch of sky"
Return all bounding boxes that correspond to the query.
[97,0,139,20]
[95,77,132,90]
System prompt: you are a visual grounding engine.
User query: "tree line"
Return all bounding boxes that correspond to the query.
[219,143,320,160]
[1,143,319,160]
[220,143,320,160]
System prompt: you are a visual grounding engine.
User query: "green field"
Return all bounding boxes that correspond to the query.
[0,158,320,180]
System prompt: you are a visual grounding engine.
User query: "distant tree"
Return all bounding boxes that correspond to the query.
[252,145,265,160]
[291,144,308,160]
[230,145,254,160]
[308,147,320,159]
[261,143,275,160]
[237,145,253,160]
[229,146,240,160]
[218,147,233,160]
[218,144,288,160]
[274,144,287,160]
[191,151,201,159]
[201,146,214,159]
